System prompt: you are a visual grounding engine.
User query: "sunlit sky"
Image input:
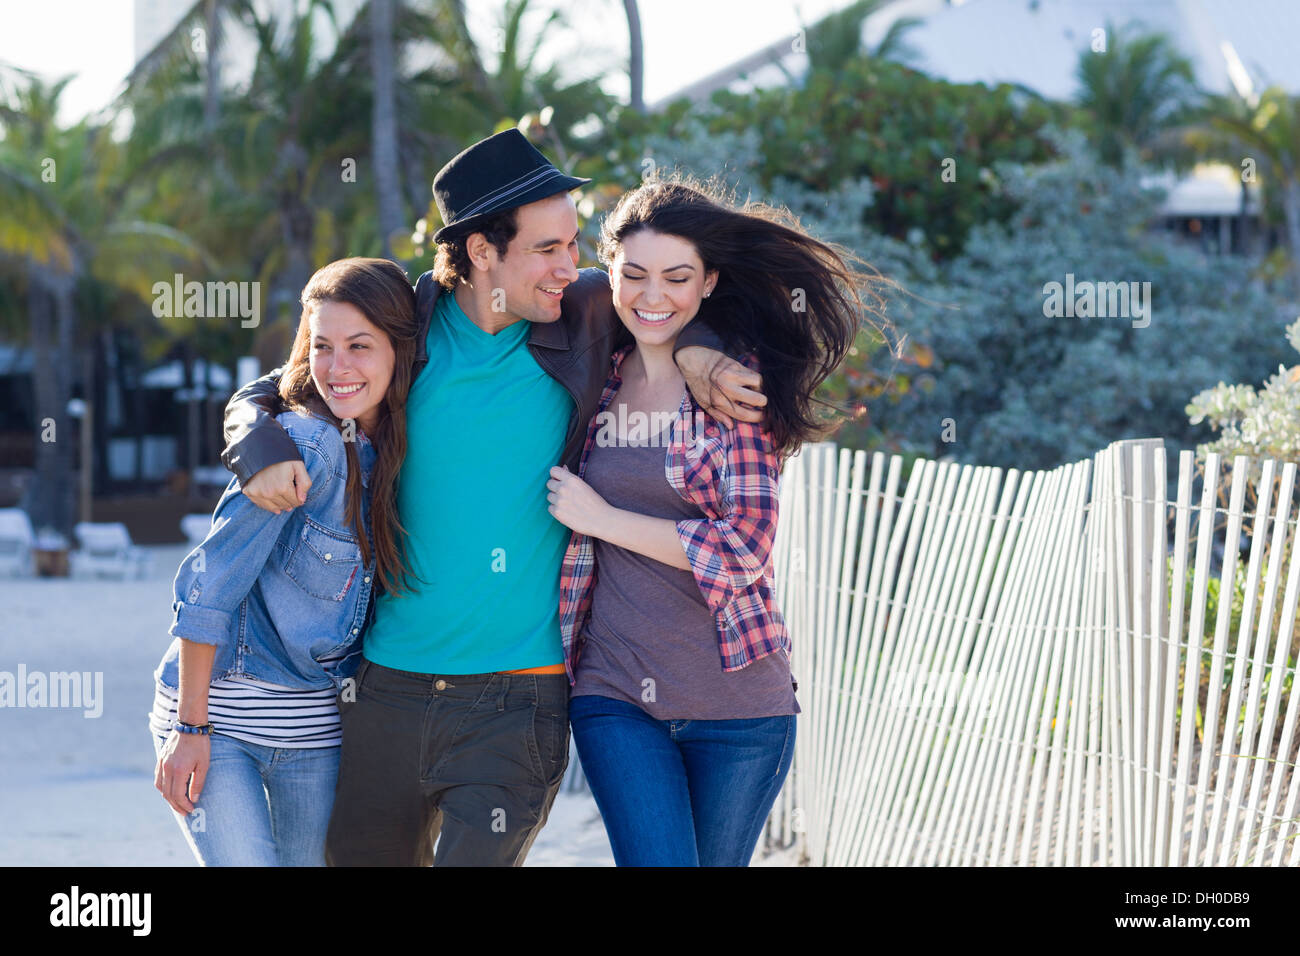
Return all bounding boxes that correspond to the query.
[0,0,852,123]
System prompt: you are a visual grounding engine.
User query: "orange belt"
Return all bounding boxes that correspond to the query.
[498,663,566,675]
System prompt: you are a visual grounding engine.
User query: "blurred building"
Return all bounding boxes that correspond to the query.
[659,0,1300,104]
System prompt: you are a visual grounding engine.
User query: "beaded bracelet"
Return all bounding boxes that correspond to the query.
[174,720,213,735]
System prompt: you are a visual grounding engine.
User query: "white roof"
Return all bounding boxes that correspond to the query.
[905,0,1300,99]
[657,0,1300,105]
[1143,164,1259,216]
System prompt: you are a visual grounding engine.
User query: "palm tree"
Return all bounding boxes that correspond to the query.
[1192,87,1300,291]
[393,0,616,257]
[0,75,203,536]
[622,0,644,114]
[406,0,612,167]
[368,0,405,258]
[461,0,612,131]
[202,0,225,132]
[441,0,493,94]
[210,0,373,360]
[803,0,921,75]
[1074,22,1199,167]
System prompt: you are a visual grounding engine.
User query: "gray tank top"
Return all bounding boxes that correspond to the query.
[571,422,799,720]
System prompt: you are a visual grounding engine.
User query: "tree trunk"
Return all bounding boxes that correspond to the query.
[1282,175,1300,295]
[264,139,315,366]
[203,0,222,133]
[26,259,78,539]
[204,362,219,468]
[182,343,200,501]
[1238,177,1251,256]
[281,210,314,310]
[97,327,119,492]
[623,0,644,114]
[78,348,94,524]
[445,0,493,99]
[370,0,405,259]
[260,161,315,368]
[402,146,430,222]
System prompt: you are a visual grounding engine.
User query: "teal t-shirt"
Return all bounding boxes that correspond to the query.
[362,289,574,673]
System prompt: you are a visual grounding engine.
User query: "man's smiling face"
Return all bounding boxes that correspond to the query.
[476,192,581,324]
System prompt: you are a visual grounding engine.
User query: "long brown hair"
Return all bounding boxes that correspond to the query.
[278,257,420,596]
[597,176,892,461]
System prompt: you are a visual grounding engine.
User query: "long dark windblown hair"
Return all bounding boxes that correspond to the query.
[597,176,892,462]
[278,257,421,596]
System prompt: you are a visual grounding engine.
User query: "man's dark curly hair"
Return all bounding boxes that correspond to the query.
[432,207,520,289]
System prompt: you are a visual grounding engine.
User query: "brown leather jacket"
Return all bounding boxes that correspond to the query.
[220,266,732,482]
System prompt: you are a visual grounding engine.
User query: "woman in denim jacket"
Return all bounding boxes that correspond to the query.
[150,258,419,866]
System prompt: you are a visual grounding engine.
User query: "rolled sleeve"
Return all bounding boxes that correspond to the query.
[168,600,235,646]
[676,419,779,611]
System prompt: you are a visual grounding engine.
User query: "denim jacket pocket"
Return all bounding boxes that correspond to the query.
[283,516,362,602]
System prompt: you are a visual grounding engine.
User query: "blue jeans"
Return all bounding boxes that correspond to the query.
[568,694,795,866]
[151,732,339,866]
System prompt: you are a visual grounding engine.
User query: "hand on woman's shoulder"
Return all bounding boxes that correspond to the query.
[707,354,780,476]
[273,411,346,496]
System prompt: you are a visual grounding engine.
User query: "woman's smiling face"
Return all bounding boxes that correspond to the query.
[610,228,717,348]
[308,299,395,433]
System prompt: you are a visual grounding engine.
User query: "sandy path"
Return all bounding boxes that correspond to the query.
[0,545,795,866]
[0,545,618,866]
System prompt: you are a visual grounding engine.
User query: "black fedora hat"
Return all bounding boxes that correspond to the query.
[432,128,590,243]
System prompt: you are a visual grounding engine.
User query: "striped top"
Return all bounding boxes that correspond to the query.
[148,660,345,749]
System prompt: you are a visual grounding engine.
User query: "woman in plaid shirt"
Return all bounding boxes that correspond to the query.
[547,177,884,866]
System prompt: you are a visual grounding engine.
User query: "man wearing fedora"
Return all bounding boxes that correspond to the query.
[218,129,765,866]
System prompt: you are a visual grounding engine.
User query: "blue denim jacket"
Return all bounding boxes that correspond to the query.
[155,411,377,692]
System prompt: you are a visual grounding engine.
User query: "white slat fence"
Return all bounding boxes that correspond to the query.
[761,438,1300,865]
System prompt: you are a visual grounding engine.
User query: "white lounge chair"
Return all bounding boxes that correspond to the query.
[0,508,36,577]
[70,522,151,580]
[180,513,212,546]
[192,466,233,492]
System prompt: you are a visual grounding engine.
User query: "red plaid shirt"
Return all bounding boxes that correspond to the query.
[558,344,792,685]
